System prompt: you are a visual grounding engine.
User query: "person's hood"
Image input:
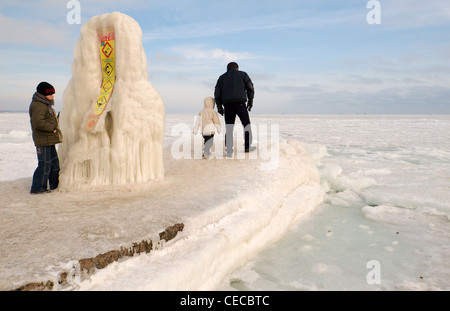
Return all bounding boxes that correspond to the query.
[204,97,215,109]
[32,92,56,115]
[32,92,54,107]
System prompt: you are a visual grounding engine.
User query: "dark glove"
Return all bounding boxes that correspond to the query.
[247,99,253,112]
[217,104,224,116]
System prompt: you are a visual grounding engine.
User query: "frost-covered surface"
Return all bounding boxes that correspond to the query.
[0,113,322,290]
[1,113,449,291]
[59,12,165,189]
[220,114,450,291]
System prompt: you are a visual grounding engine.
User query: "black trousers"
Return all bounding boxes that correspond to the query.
[203,135,214,154]
[224,102,252,153]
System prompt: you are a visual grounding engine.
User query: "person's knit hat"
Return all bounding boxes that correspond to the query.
[36,82,55,96]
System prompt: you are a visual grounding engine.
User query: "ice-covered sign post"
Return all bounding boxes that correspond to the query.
[58,12,165,189]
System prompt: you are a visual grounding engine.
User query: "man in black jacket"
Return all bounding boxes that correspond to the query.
[214,62,255,157]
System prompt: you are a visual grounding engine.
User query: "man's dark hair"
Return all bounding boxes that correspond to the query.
[227,62,239,70]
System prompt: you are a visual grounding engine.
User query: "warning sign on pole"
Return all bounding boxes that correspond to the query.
[85,27,116,132]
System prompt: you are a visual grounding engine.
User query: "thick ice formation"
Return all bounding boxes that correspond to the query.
[59,12,165,189]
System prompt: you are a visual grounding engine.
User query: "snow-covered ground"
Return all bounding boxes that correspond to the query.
[0,112,323,290]
[1,113,449,291]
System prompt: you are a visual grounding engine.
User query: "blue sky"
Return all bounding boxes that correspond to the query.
[0,0,449,114]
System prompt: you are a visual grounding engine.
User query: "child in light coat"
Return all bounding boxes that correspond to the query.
[193,97,222,158]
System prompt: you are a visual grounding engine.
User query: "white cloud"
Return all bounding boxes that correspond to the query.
[177,47,253,63]
[0,12,71,49]
[151,45,256,71]
[381,0,450,29]
[142,7,360,41]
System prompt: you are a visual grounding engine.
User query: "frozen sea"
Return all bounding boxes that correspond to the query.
[0,112,449,291]
[222,114,450,291]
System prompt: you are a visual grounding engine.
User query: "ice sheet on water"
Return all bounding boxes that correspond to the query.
[219,114,450,291]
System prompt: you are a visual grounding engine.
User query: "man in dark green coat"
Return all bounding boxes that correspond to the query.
[29,82,63,194]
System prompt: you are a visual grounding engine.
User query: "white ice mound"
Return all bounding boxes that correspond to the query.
[58,12,165,189]
[75,140,324,291]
